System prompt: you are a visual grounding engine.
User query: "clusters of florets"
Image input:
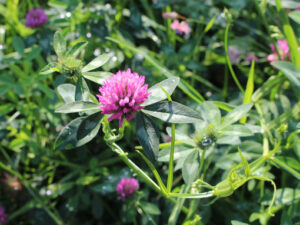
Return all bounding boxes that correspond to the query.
[116,178,139,200]
[97,69,151,127]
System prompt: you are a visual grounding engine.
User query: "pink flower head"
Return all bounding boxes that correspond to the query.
[296,7,300,11]
[228,47,241,64]
[26,8,48,28]
[245,54,258,63]
[97,69,151,127]
[267,40,290,62]
[0,206,8,224]
[162,12,178,19]
[171,20,190,35]
[116,178,139,200]
[278,40,289,55]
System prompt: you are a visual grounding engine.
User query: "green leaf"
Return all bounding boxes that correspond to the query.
[53,31,66,57]
[231,220,249,225]
[221,125,253,137]
[55,101,99,113]
[77,112,103,140]
[252,76,285,101]
[220,103,253,129]
[139,201,161,215]
[27,46,42,61]
[92,196,103,219]
[76,175,100,185]
[262,188,300,206]
[271,61,300,91]
[40,62,60,75]
[289,11,300,24]
[269,0,300,8]
[0,104,15,116]
[204,16,216,33]
[143,101,202,123]
[238,147,250,177]
[82,71,112,85]
[213,101,235,112]
[12,37,25,57]
[66,41,88,57]
[75,76,90,101]
[270,157,300,179]
[142,77,180,106]
[196,101,221,126]
[281,211,293,225]
[81,54,111,73]
[136,112,160,163]
[158,146,195,162]
[166,127,195,146]
[55,117,98,150]
[182,150,200,184]
[57,84,76,103]
[241,60,255,123]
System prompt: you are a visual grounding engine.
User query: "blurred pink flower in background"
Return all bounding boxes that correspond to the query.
[171,20,190,35]
[97,69,151,127]
[228,47,241,64]
[296,7,300,11]
[25,8,48,28]
[0,206,8,224]
[267,40,290,62]
[162,12,178,19]
[165,136,172,143]
[245,54,258,63]
[116,178,139,200]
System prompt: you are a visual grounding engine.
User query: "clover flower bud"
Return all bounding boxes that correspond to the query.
[116,178,139,200]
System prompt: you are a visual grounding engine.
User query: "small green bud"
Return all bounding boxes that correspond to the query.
[193,124,217,150]
[214,179,234,197]
[224,8,232,22]
[58,56,83,77]
[278,123,288,133]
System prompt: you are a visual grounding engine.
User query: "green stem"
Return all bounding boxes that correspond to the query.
[199,149,207,177]
[136,150,168,193]
[186,149,207,219]
[224,22,245,93]
[169,191,214,199]
[135,141,185,150]
[109,143,190,213]
[222,64,229,100]
[111,143,162,194]
[167,123,176,192]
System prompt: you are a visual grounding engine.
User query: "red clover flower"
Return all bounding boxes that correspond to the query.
[171,20,190,35]
[267,40,290,62]
[97,69,151,127]
[25,8,48,28]
[162,12,179,19]
[116,178,139,200]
